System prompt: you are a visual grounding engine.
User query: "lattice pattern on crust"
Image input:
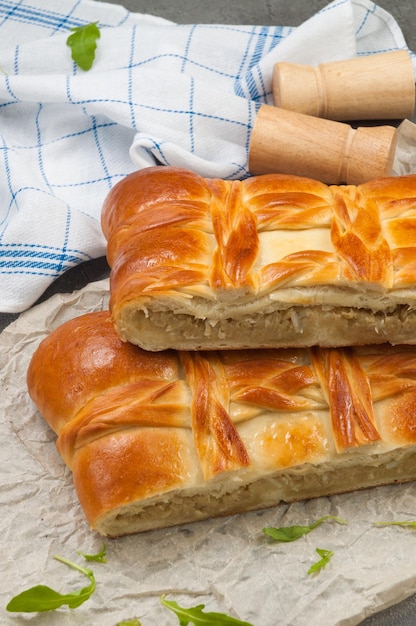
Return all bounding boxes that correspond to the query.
[102,168,416,304]
[181,343,416,479]
[59,341,415,480]
[28,312,416,521]
[179,347,387,480]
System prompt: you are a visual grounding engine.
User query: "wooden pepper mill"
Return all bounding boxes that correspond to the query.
[272,50,415,121]
[248,104,397,185]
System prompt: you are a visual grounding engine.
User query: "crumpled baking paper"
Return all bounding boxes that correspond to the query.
[393,120,416,175]
[2,279,416,625]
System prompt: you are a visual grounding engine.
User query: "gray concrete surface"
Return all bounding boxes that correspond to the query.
[102,0,416,55]
[3,1,416,623]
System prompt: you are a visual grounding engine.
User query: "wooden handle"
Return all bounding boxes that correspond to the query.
[248,105,397,184]
[273,50,415,121]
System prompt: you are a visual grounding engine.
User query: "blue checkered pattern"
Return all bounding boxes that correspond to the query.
[0,0,413,312]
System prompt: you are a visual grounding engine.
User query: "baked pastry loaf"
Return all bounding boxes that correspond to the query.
[102,166,416,351]
[27,310,416,537]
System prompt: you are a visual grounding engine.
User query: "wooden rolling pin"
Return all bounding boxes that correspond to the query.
[272,50,415,121]
[248,104,397,184]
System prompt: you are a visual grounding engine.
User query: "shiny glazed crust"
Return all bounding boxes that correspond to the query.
[27,311,416,537]
[101,166,416,351]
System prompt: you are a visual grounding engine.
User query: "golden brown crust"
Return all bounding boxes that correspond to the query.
[181,351,250,479]
[27,311,416,536]
[26,311,179,435]
[101,167,416,351]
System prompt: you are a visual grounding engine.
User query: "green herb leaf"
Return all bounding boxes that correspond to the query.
[262,515,347,542]
[117,620,142,626]
[66,21,100,71]
[6,555,96,613]
[160,596,254,625]
[77,543,107,562]
[375,520,416,529]
[307,548,334,575]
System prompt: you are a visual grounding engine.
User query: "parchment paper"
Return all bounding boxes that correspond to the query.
[2,279,416,626]
[392,119,416,176]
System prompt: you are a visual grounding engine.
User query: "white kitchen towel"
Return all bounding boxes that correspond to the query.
[0,0,413,313]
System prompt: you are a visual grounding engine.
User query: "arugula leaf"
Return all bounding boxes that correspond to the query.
[307,548,334,575]
[117,620,142,626]
[262,515,347,542]
[6,555,96,613]
[374,520,416,529]
[77,543,107,562]
[66,21,100,71]
[160,596,254,625]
